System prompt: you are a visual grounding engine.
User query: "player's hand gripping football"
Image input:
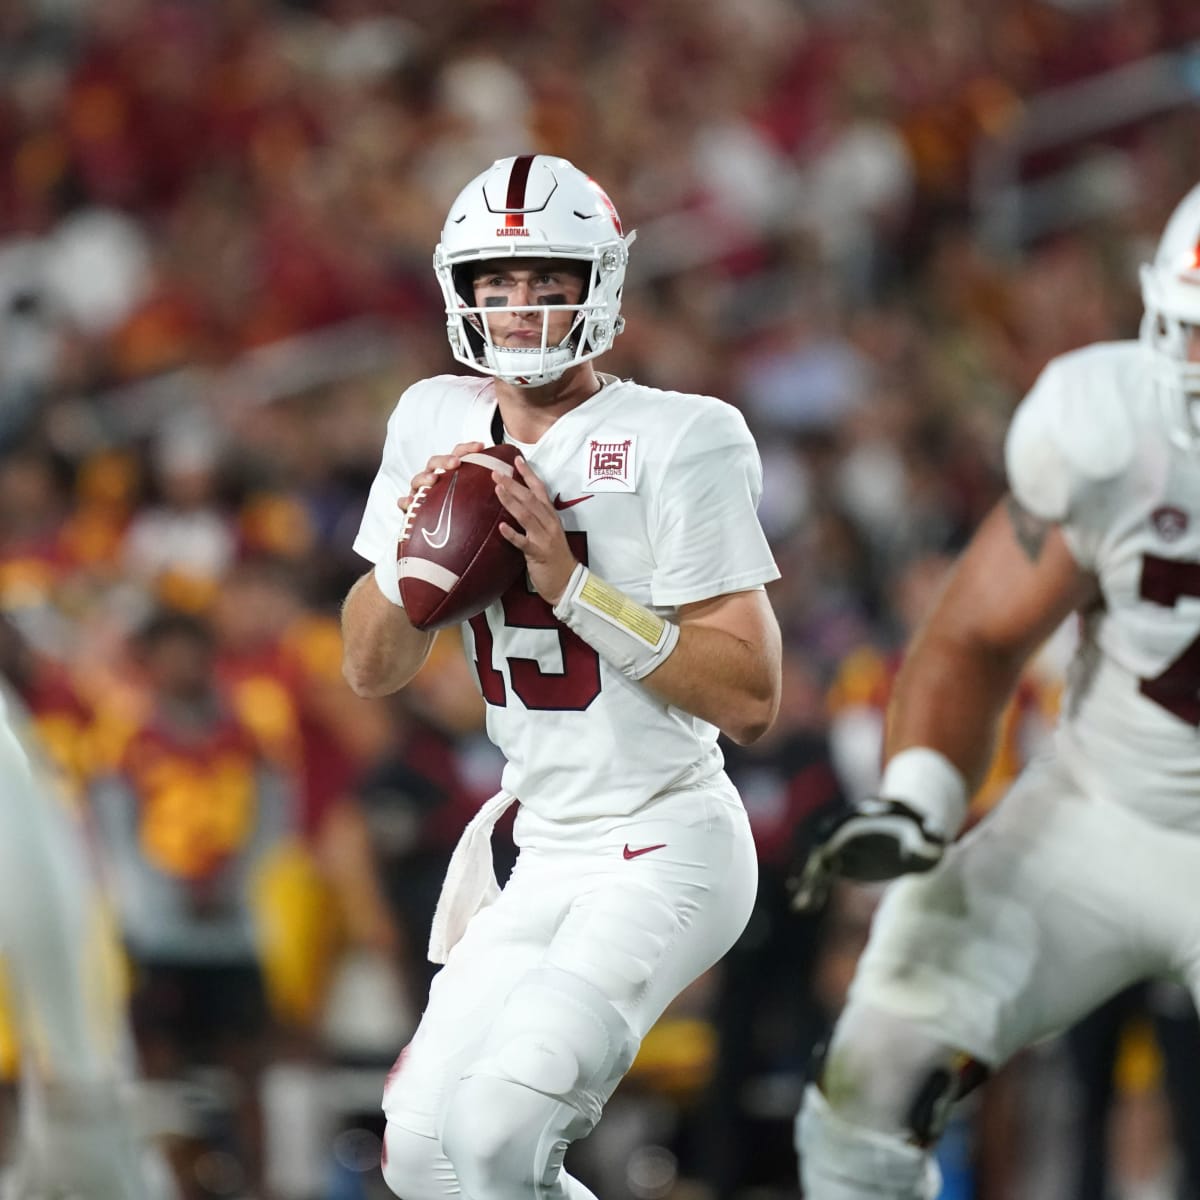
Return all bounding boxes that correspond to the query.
[399,441,486,512]
[788,797,947,912]
[493,457,578,606]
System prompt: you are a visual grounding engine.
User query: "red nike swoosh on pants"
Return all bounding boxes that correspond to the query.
[622,843,667,860]
[553,493,594,510]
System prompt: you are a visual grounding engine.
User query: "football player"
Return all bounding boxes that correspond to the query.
[343,155,782,1199]
[793,182,1200,1198]
[0,680,152,1199]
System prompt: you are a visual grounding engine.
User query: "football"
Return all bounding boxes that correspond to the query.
[398,443,528,630]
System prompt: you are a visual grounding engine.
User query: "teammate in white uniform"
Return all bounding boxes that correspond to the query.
[0,680,152,1199]
[792,184,1200,1198]
[342,155,782,1200]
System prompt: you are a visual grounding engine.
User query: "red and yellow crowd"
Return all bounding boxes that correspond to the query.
[2,1,1200,1197]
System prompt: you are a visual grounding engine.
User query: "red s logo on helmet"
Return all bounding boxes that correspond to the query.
[588,178,623,235]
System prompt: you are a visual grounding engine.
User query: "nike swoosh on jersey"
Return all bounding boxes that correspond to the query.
[553,493,593,510]
[421,472,458,550]
[622,843,667,860]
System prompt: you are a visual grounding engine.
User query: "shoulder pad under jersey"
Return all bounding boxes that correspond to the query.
[1005,342,1136,522]
[652,389,756,458]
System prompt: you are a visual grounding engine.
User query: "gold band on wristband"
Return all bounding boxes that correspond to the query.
[578,571,666,646]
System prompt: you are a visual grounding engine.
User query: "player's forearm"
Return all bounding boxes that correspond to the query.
[341,570,435,697]
[551,567,780,743]
[883,624,1025,795]
[641,621,781,744]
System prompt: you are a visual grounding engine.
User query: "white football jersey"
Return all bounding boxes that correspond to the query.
[355,374,780,820]
[1006,341,1200,830]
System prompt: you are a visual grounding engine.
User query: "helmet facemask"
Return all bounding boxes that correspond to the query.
[433,155,635,388]
[437,248,628,387]
[1140,274,1200,451]
[1140,183,1200,449]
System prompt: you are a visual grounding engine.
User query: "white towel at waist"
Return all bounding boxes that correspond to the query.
[427,790,517,964]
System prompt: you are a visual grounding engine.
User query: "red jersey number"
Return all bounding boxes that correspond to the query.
[468,532,602,712]
[1138,553,1200,725]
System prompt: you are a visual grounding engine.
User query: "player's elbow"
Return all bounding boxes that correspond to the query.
[723,616,783,745]
[722,680,780,746]
[342,656,388,698]
[725,707,775,746]
[342,648,404,699]
[725,717,770,746]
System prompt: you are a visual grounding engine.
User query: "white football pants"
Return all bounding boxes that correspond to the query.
[800,754,1200,1199]
[382,777,757,1200]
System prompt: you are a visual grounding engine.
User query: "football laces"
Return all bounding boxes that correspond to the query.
[399,482,432,545]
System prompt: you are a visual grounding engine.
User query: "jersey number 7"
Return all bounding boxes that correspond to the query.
[1139,553,1200,725]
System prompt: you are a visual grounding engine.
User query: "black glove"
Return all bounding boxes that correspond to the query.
[788,797,946,912]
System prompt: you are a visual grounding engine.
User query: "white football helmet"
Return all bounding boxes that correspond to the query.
[1140,182,1200,445]
[433,155,635,387]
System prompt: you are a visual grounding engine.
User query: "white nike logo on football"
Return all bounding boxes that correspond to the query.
[422,473,458,550]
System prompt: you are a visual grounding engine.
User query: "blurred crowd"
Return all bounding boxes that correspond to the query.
[2,0,1200,1197]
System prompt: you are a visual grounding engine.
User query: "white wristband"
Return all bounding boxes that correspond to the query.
[878,747,968,840]
[373,552,404,607]
[553,564,679,681]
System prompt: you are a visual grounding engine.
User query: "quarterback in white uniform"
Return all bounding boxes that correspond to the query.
[794,185,1200,1199]
[343,155,781,1200]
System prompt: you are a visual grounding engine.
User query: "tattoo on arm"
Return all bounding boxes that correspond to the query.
[1005,495,1051,562]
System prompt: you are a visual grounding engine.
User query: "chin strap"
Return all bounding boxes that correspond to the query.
[482,341,575,387]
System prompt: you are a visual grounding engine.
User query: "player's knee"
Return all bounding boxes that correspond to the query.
[469,967,637,1109]
[441,1075,531,1197]
[818,1002,959,1138]
[442,1074,578,1200]
[797,1084,941,1200]
[441,968,634,1198]
[381,1121,454,1200]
